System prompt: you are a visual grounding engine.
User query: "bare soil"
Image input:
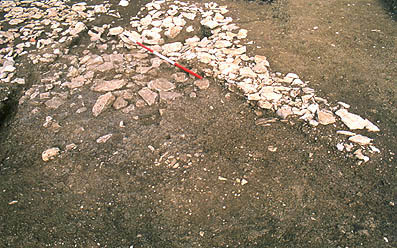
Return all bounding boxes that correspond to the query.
[0,0,396,247]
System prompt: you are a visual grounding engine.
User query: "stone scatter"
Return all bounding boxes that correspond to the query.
[1,0,382,164]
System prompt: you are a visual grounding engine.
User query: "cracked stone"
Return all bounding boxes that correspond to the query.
[138,87,157,106]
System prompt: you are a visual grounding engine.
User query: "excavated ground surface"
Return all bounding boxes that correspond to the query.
[0,0,396,247]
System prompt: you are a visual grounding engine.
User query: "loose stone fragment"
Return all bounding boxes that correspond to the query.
[317,109,336,125]
[148,78,175,91]
[255,118,277,126]
[42,147,60,162]
[91,79,127,92]
[113,96,128,110]
[239,67,257,78]
[96,134,113,143]
[45,97,65,109]
[336,143,344,151]
[276,105,293,119]
[354,149,369,162]
[336,130,356,136]
[160,91,182,102]
[201,19,219,29]
[194,79,210,90]
[138,87,157,106]
[165,26,182,38]
[237,29,248,39]
[349,134,372,145]
[172,72,188,82]
[64,76,85,89]
[162,42,183,53]
[108,27,124,35]
[69,22,86,36]
[335,109,367,130]
[92,92,116,117]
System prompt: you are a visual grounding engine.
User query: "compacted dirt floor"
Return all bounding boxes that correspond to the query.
[0,0,396,247]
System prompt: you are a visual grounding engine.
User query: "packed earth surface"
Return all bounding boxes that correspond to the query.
[0,0,396,247]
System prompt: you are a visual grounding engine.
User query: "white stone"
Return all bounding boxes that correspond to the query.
[165,26,182,38]
[42,147,60,162]
[285,73,299,79]
[239,67,257,78]
[354,149,370,162]
[140,15,152,26]
[120,31,142,44]
[201,18,219,29]
[338,101,350,108]
[96,134,113,143]
[276,105,293,119]
[336,130,356,136]
[119,0,129,6]
[219,62,239,75]
[108,27,124,36]
[335,109,368,130]
[364,119,380,132]
[214,40,232,48]
[237,29,248,39]
[349,135,372,145]
[261,92,282,102]
[173,16,186,26]
[336,143,344,151]
[317,109,336,125]
[69,22,86,36]
[162,42,183,54]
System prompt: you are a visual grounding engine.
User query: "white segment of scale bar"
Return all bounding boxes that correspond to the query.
[153,51,176,65]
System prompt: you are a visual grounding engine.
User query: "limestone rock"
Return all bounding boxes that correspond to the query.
[96,134,112,143]
[165,26,182,38]
[194,79,210,90]
[349,134,372,145]
[317,109,336,125]
[160,91,182,102]
[42,147,60,162]
[148,78,175,91]
[240,67,257,78]
[108,27,124,36]
[64,76,85,89]
[92,92,115,117]
[91,79,126,92]
[162,42,183,54]
[113,96,128,110]
[215,40,232,48]
[354,149,370,162]
[45,97,65,109]
[201,18,219,29]
[335,109,367,130]
[172,72,188,83]
[69,22,86,36]
[138,87,157,106]
[237,29,248,39]
[276,105,293,119]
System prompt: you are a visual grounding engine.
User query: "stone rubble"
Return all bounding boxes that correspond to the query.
[1,0,382,164]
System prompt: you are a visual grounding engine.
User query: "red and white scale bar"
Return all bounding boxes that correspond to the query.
[136,41,203,80]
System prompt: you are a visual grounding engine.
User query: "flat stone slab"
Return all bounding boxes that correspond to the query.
[91,79,127,92]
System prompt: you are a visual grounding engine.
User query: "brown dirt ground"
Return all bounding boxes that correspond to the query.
[0,0,396,247]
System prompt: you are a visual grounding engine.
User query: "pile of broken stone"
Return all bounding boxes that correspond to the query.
[1,0,380,163]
